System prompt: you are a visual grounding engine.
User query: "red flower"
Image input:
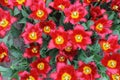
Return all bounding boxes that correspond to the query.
[19,69,39,80]
[0,8,16,38]
[0,73,3,80]
[0,42,9,62]
[78,61,100,80]
[91,15,112,38]
[21,23,42,44]
[49,0,70,11]
[90,6,106,20]
[107,70,120,80]
[56,53,67,63]
[31,0,46,4]
[23,43,40,58]
[29,1,51,21]
[62,43,77,61]
[101,53,120,73]
[69,25,92,50]
[39,20,56,34]
[111,0,120,12]
[64,1,88,24]
[48,26,69,50]
[83,0,96,5]
[50,63,78,80]
[30,57,51,78]
[9,0,32,10]
[99,35,120,54]
[0,0,9,7]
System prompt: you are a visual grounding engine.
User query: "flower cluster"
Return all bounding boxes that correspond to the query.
[0,0,120,80]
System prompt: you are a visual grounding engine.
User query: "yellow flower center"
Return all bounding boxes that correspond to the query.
[83,66,92,75]
[97,0,100,2]
[58,4,65,10]
[26,76,35,80]
[29,32,37,40]
[16,0,25,5]
[43,0,46,2]
[96,23,103,31]
[71,11,79,19]
[58,56,65,62]
[65,46,72,52]
[0,19,9,28]
[87,0,91,3]
[75,34,83,43]
[36,10,44,18]
[62,73,71,80]
[102,42,110,51]
[31,48,38,53]
[43,26,51,33]
[4,0,8,3]
[0,52,7,59]
[37,62,44,70]
[112,73,120,80]
[107,60,117,68]
[55,36,64,45]
[113,5,119,10]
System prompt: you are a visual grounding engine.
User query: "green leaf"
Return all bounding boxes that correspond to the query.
[6,38,14,48]
[59,12,65,26]
[82,23,87,30]
[21,9,29,17]
[0,33,9,44]
[9,46,22,58]
[113,30,120,40]
[0,66,9,72]
[82,20,94,30]
[10,26,21,38]
[1,68,13,78]
[85,55,94,63]
[67,59,71,65]
[46,0,52,6]
[11,58,28,70]
[86,20,94,29]
[0,66,13,79]
[107,11,115,20]
[14,7,20,16]
[97,64,106,72]
[78,50,87,61]
[18,18,27,24]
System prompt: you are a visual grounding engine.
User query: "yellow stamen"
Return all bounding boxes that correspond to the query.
[113,5,119,10]
[43,26,51,33]
[31,48,38,53]
[65,46,72,52]
[58,56,65,62]
[112,73,120,80]
[58,4,65,10]
[83,66,92,75]
[16,0,25,5]
[75,34,83,42]
[55,36,64,45]
[87,0,91,3]
[26,76,35,80]
[37,62,44,70]
[4,0,8,3]
[0,52,7,59]
[102,42,110,51]
[0,19,9,28]
[29,32,37,40]
[71,11,79,19]
[36,10,44,18]
[62,73,71,80]
[96,23,103,31]
[107,60,117,68]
